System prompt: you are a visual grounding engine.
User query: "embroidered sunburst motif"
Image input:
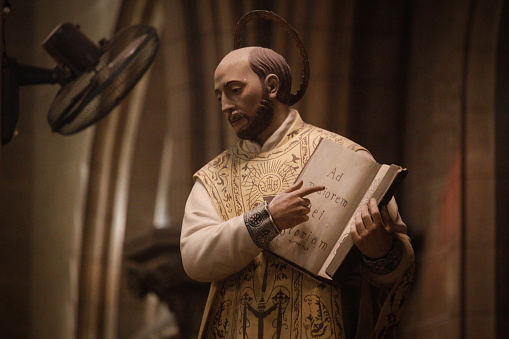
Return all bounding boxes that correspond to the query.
[241,159,300,209]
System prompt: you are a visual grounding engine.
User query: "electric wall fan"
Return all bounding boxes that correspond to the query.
[2,22,160,144]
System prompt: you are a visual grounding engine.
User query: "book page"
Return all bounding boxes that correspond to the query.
[318,164,390,278]
[267,139,381,275]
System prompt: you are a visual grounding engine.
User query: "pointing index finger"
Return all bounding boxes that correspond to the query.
[299,184,325,197]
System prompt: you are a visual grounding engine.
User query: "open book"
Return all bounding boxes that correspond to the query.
[267,138,407,280]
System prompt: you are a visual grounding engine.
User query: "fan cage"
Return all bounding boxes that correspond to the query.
[47,25,160,135]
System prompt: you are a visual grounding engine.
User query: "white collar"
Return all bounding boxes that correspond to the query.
[244,110,298,153]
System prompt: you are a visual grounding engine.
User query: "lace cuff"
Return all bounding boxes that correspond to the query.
[362,237,404,275]
[244,201,281,249]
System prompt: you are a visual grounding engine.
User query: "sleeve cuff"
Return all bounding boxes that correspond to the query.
[362,237,404,275]
[244,201,281,248]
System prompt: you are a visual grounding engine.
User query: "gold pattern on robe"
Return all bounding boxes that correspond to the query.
[195,115,365,338]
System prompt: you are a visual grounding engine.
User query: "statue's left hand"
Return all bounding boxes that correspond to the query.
[351,198,395,259]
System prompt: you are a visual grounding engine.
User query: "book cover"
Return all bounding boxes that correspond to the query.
[267,138,407,279]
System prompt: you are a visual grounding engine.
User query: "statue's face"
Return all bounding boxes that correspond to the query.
[214,49,273,141]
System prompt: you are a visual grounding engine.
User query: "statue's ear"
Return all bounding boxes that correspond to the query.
[264,74,280,99]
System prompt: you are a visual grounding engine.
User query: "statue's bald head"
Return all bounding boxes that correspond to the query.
[217,47,293,105]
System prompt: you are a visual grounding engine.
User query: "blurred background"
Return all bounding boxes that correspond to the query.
[0,0,507,338]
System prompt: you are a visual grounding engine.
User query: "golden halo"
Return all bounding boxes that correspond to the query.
[233,10,309,106]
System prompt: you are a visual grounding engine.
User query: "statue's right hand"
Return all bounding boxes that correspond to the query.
[268,180,325,230]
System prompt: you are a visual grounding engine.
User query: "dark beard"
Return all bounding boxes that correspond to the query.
[236,93,274,141]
